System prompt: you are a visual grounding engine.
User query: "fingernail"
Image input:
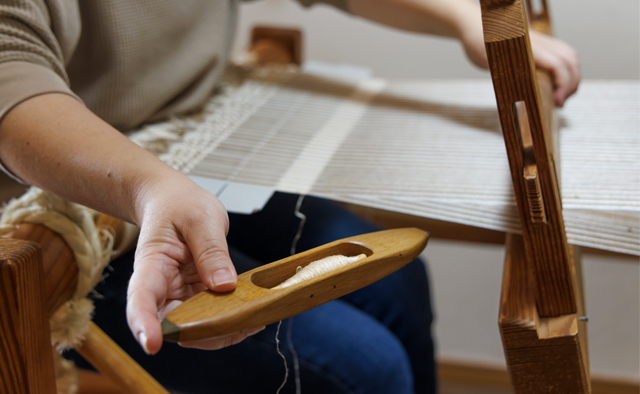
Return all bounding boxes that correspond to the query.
[211,269,234,288]
[139,332,150,355]
[246,326,266,337]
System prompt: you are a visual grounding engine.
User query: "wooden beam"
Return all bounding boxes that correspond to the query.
[480,1,591,392]
[342,203,506,244]
[7,223,78,317]
[77,323,169,394]
[0,239,56,394]
[481,0,576,318]
[500,234,590,393]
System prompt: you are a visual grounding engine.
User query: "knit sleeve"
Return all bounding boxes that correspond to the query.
[0,0,82,119]
[241,0,351,13]
[0,0,82,181]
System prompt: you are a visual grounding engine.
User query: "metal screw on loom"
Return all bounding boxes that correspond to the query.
[578,316,589,322]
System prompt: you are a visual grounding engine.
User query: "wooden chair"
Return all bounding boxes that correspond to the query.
[0,221,169,393]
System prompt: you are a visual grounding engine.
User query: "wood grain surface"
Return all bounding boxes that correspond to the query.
[7,223,78,317]
[3,215,167,393]
[77,323,169,394]
[163,228,428,342]
[482,0,592,392]
[0,239,56,394]
[481,0,576,318]
[500,234,590,393]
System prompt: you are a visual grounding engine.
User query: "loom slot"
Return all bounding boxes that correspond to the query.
[512,100,548,224]
[250,242,373,289]
[275,253,368,289]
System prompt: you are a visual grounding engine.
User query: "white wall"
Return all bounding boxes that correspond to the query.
[234,0,640,382]
[425,240,640,381]
[234,0,640,80]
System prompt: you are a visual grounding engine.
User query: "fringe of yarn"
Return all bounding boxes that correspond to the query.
[50,298,95,352]
[54,353,79,394]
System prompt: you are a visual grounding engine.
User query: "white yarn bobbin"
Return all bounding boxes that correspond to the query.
[275,253,367,289]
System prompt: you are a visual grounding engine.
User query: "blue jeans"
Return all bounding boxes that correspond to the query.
[71,193,436,394]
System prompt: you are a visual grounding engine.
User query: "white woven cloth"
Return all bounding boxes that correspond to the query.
[129,69,639,255]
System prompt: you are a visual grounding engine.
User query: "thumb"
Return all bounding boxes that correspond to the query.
[181,209,237,292]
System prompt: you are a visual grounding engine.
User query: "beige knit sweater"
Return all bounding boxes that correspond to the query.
[0,0,348,132]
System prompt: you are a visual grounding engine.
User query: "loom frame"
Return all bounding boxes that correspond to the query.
[480,0,591,392]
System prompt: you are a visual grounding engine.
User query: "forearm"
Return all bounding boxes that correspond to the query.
[349,0,481,41]
[0,93,179,225]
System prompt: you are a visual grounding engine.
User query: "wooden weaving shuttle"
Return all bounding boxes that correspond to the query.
[162,228,428,342]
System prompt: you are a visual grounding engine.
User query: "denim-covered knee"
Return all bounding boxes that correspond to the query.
[283,301,416,394]
[357,338,414,394]
[294,334,414,394]
[326,330,414,394]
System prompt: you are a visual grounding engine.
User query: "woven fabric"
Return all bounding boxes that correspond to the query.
[130,68,640,255]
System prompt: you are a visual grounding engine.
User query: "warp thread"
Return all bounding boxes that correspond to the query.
[286,317,302,394]
[275,320,288,394]
[275,194,310,393]
[274,252,366,393]
[290,195,307,256]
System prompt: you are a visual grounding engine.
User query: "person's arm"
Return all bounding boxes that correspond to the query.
[0,93,263,354]
[348,0,580,106]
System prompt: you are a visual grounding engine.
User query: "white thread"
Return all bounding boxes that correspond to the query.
[275,320,288,394]
[274,252,368,392]
[278,195,307,394]
[290,195,307,255]
[276,254,367,289]
[286,317,302,394]
[275,78,386,194]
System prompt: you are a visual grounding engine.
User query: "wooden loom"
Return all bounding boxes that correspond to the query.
[0,2,605,393]
[480,0,590,392]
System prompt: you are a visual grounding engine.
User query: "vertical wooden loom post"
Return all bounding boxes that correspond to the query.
[0,238,56,394]
[480,0,590,392]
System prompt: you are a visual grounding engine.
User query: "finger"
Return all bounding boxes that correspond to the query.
[175,262,202,285]
[537,51,571,107]
[179,196,237,292]
[530,32,580,107]
[553,57,573,107]
[557,44,581,99]
[178,326,266,350]
[158,299,183,321]
[127,261,168,355]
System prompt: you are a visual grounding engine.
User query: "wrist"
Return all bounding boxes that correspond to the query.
[452,1,482,42]
[454,2,489,69]
[129,164,185,227]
